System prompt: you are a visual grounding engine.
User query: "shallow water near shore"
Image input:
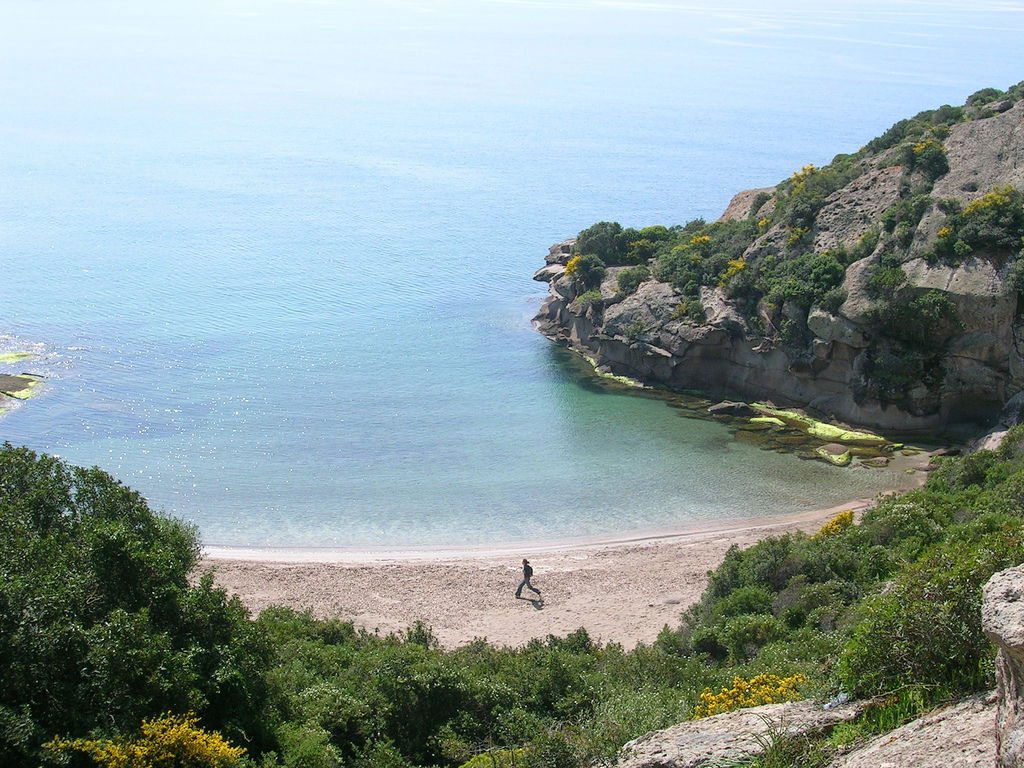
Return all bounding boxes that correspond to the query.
[1,1,1020,547]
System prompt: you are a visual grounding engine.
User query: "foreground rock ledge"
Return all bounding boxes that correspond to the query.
[614,700,859,768]
[984,565,1024,767]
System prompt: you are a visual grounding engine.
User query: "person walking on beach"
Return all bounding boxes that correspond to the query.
[515,558,541,599]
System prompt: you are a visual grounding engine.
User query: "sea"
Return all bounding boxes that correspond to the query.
[1,0,1022,549]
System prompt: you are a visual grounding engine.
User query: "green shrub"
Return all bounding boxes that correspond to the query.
[880,194,932,235]
[565,254,606,289]
[616,265,650,296]
[0,445,273,767]
[573,289,604,311]
[930,185,1024,263]
[722,615,788,661]
[837,523,1024,697]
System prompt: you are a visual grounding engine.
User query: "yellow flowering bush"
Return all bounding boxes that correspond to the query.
[689,234,712,246]
[47,712,245,768]
[912,138,943,155]
[757,218,771,229]
[691,673,806,719]
[936,225,952,239]
[787,227,810,247]
[963,185,1018,216]
[718,258,746,288]
[814,509,855,539]
[789,164,817,193]
[563,254,582,276]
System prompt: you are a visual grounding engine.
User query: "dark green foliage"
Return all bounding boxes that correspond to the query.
[0,445,272,767]
[930,185,1024,263]
[863,103,964,156]
[573,289,604,311]
[574,221,623,262]
[1007,256,1024,296]
[616,265,650,296]
[898,139,948,182]
[759,250,845,310]
[837,519,1023,696]
[966,86,1004,107]
[575,222,664,266]
[880,194,932,235]
[652,219,759,295]
[568,254,606,289]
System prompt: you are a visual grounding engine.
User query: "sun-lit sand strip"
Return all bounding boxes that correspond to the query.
[199,486,924,649]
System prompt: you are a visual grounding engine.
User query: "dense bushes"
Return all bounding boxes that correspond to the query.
[0,445,273,768]
[929,185,1024,263]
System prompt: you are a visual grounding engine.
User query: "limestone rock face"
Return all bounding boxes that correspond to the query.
[813,165,903,253]
[718,186,776,222]
[983,566,1024,767]
[614,700,859,768]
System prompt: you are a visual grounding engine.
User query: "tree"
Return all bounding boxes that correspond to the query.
[0,445,273,767]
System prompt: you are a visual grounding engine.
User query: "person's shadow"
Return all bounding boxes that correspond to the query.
[516,596,545,610]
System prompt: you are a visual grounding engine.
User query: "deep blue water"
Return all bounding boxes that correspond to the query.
[1,1,1022,547]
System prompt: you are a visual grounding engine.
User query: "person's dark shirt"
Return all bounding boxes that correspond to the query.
[523,563,533,578]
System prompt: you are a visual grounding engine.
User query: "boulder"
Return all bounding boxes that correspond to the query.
[615,700,859,768]
[983,566,1024,767]
[808,307,869,348]
[546,238,575,265]
[699,286,748,337]
[532,264,564,283]
[829,693,997,768]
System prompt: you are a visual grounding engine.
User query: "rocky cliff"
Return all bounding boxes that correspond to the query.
[535,85,1024,434]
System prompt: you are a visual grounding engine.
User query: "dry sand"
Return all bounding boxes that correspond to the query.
[200,496,908,649]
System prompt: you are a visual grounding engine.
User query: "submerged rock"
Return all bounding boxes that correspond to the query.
[0,373,43,400]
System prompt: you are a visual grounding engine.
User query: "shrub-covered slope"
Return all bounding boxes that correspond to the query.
[4,434,1024,767]
[535,82,1024,433]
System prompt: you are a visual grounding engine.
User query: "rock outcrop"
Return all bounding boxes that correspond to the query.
[829,693,996,768]
[615,700,860,768]
[535,95,1024,434]
[983,565,1024,767]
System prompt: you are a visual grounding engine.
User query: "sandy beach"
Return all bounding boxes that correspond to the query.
[199,495,912,649]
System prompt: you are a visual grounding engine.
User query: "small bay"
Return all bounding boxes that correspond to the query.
[1,0,1021,548]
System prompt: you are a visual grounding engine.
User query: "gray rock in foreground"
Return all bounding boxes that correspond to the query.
[615,700,860,768]
[984,565,1024,767]
[829,693,996,768]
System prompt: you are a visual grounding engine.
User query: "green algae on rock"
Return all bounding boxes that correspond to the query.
[816,444,853,467]
[751,404,890,447]
[0,352,35,364]
[0,373,44,400]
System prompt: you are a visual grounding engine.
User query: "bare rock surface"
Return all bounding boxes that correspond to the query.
[615,700,859,768]
[813,165,903,253]
[829,693,997,768]
[984,566,1024,767]
[718,186,776,222]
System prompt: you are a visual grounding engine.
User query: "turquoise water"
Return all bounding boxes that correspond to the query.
[1,1,1021,547]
